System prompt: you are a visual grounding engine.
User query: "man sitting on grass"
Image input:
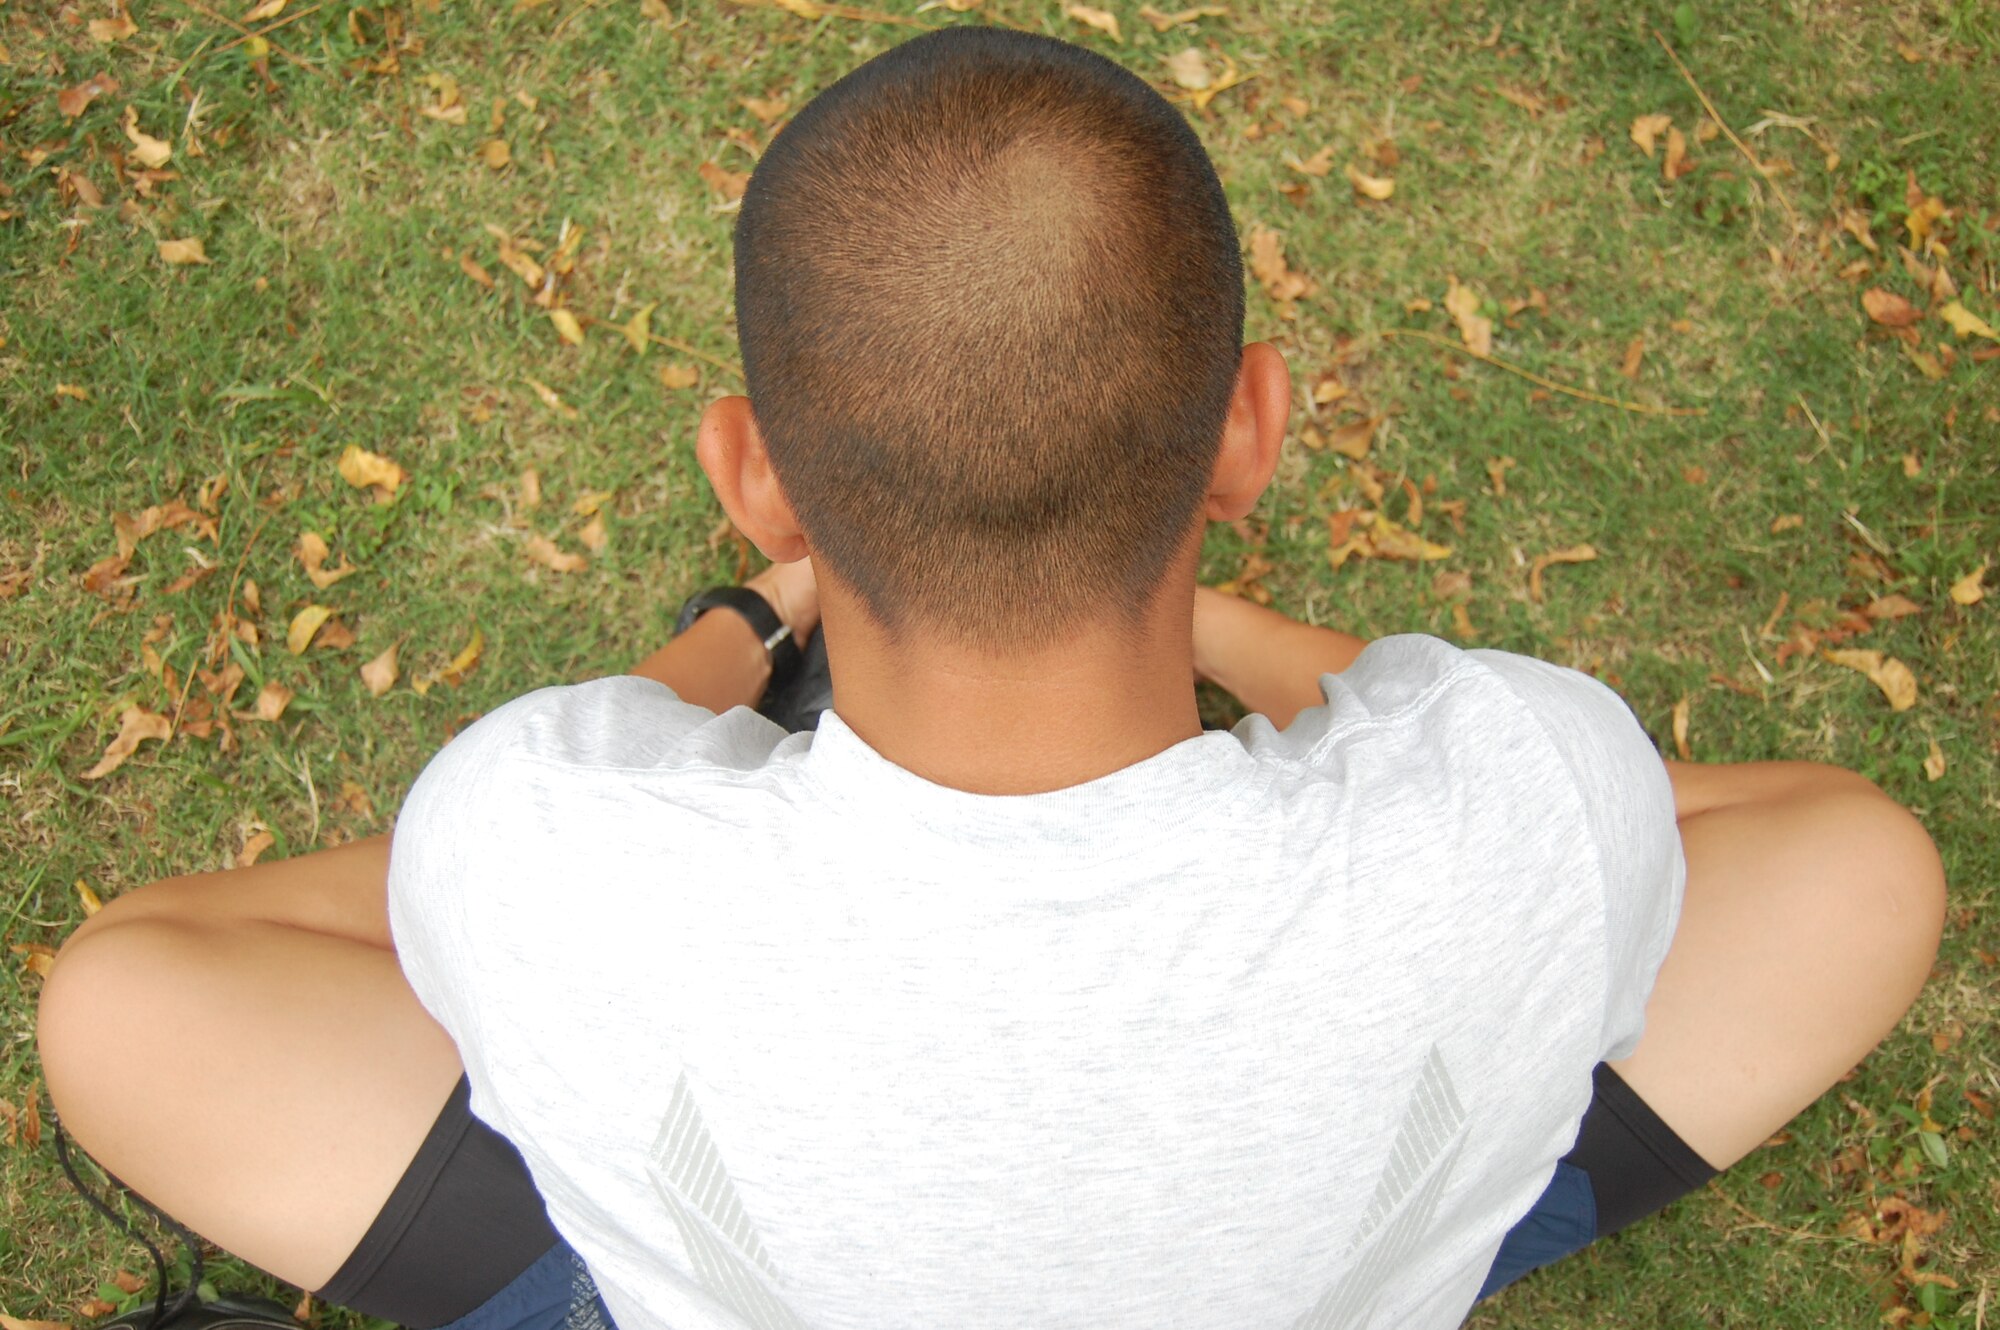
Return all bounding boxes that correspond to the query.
[38,24,1945,1330]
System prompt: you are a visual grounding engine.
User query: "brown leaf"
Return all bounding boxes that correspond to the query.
[524,534,588,574]
[1619,335,1645,380]
[458,252,495,289]
[1861,593,1923,620]
[286,604,334,655]
[297,531,358,590]
[314,618,356,652]
[621,303,655,354]
[1493,82,1545,116]
[111,1272,147,1296]
[525,377,578,417]
[697,161,749,202]
[1922,739,1946,783]
[1326,416,1380,460]
[1138,3,1228,30]
[1950,565,1987,606]
[1629,113,1671,158]
[1444,275,1493,356]
[658,363,700,390]
[484,226,545,288]
[1823,648,1918,711]
[121,107,172,169]
[336,444,407,495]
[479,139,511,170]
[1862,288,1922,328]
[235,828,275,869]
[1246,227,1314,316]
[74,880,104,917]
[83,704,172,780]
[1064,3,1121,40]
[1343,162,1394,201]
[91,14,139,40]
[1838,209,1879,253]
[1662,126,1694,180]
[1770,513,1804,534]
[1528,543,1597,603]
[519,468,542,511]
[58,74,120,119]
[578,512,608,552]
[1285,146,1335,177]
[157,237,211,266]
[740,95,789,124]
[248,680,293,722]
[361,643,399,697]
[1485,455,1515,498]
[1671,696,1691,760]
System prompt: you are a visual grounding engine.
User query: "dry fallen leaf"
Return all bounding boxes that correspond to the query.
[74,880,103,916]
[336,444,407,495]
[525,377,580,417]
[1064,3,1121,40]
[248,680,293,722]
[621,303,655,355]
[549,308,585,346]
[1671,696,1692,760]
[1327,416,1380,460]
[698,161,749,202]
[578,512,608,552]
[82,704,172,780]
[58,73,120,119]
[91,13,139,40]
[459,252,495,289]
[1862,288,1922,328]
[1630,113,1672,158]
[1938,301,1999,342]
[121,106,172,168]
[1344,163,1394,200]
[740,95,789,124]
[1285,146,1335,177]
[1950,565,1987,606]
[1861,593,1924,620]
[236,828,275,869]
[1444,275,1493,356]
[1619,335,1645,379]
[1164,47,1211,90]
[1770,513,1805,533]
[1246,227,1314,316]
[286,604,334,655]
[1823,648,1917,711]
[1662,127,1694,180]
[524,534,589,574]
[479,139,512,170]
[1528,543,1597,602]
[1138,2,1227,29]
[158,237,211,266]
[1923,738,1946,782]
[361,643,399,697]
[297,531,358,590]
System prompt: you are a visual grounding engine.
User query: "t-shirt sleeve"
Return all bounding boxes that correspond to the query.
[385,676,725,1121]
[1466,650,1686,1061]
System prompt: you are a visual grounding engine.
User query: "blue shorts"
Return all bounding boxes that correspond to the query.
[437,1160,1597,1330]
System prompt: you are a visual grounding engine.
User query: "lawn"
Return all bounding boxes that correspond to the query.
[2,0,1996,1325]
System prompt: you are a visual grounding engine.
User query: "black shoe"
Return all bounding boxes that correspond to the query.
[94,1294,301,1330]
[756,628,833,734]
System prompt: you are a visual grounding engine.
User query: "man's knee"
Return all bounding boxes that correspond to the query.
[1827,773,1947,1008]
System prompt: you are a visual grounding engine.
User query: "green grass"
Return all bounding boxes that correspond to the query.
[3,0,1996,1324]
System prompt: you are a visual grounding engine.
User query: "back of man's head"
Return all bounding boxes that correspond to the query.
[735,26,1245,651]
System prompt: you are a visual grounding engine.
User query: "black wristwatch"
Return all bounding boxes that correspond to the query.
[674,585,803,696]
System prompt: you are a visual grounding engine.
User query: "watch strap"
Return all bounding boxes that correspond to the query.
[674,586,803,696]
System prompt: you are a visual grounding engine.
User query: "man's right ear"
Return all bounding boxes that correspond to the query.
[696,396,810,564]
[1203,342,1290,522]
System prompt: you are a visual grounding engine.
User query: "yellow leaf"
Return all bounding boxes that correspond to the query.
[248,680,293,721]
[658,363,701,390]
[157,237,211,265]
[432,626,485,690]
[485,226,546,288]
[1138,3,1228,30]
[524,534,588,574]
[1950,565,1987,606]
[1922,739,1946,782]
[1283,145,1335,177]
[1629,113,1671,158]
[336,444,407,495]
[91,14,139,40]
[570,489,615,517]
[1343,163,1394,200]
[236,828,275,869]
[1064,3,1121,41]
[1902,342,1945,380]
[1527,543,1597,602]
[1905,194,1946,248]
[1164,47,1211,90]
[578,512,608,552]
[122,106,171,167]
[1246,227,1314,313]
[286,604,334,655]
[55,383,89,401]
[1362,513,1452,562]
[1662,126,1693,180]
[549,308,585,346]
[1444,275,1493,356]
[244,0,287,20]
[480,139,511,170]
[525,376,579,417]
[621,303,655,354]
[82,704,172,780]
[74,879,103,916]
[297,531,358,590]
[1823,648,1918,711]
[1671,696,1692,760]
[1938,301,1999,342]
[361,643,400,697]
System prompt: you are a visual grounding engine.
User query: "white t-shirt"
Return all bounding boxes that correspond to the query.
[388,633,1684,1330]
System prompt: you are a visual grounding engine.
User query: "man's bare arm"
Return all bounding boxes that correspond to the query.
[1192,586,1367,729]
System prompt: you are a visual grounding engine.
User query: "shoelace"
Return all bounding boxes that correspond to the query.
[51,1110,205,1330]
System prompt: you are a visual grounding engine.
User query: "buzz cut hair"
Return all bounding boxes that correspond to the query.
[734,25,1245,650]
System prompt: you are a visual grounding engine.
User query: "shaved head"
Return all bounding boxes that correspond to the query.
[735,26,1244,649]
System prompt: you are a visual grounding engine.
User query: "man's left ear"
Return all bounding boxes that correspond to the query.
[695,395,810,563]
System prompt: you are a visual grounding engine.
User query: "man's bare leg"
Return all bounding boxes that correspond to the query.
[36,837,463,1293]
